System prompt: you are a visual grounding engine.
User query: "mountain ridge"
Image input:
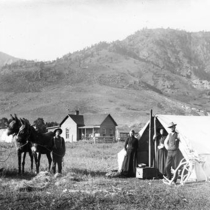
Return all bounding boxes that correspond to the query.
[1,28,210,126]
[0,51,20,67]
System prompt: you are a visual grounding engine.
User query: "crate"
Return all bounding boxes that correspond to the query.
[136,167,158,179]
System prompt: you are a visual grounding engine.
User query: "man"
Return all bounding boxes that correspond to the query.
[52,128,66,174]
[164,122,180,183]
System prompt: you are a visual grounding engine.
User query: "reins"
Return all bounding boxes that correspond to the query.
[26,126,65,157]
[32,141,65,157]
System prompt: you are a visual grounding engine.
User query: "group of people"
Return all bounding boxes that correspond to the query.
[53,122,180,182]
[154,122,180,182]
[120,122,180,183]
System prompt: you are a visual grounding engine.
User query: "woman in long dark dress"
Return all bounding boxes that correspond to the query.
[154,129,167,176]
[121,130,138,177]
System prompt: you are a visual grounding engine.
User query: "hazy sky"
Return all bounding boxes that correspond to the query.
[0,0,210,61]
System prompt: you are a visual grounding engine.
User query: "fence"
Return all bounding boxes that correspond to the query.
[93,136,116,143]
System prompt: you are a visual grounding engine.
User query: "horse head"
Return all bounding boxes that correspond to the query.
[7,114,21,136]
[15,118,31,143]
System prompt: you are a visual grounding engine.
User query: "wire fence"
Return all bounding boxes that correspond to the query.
[90,136,116,143]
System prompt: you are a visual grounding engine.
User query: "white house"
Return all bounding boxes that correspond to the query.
[59,111,118,142]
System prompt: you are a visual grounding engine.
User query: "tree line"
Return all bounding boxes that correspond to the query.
[0,117,58,133]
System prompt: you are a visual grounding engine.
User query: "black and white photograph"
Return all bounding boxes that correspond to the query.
[1,0,210,209]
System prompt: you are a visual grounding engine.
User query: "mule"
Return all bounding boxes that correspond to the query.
[7,114,33,174]
[16,118,54,174]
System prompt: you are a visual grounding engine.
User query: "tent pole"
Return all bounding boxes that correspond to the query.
[149,109,153,167]
[154,116,157,168]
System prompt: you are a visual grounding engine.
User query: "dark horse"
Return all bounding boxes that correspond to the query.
[7,114,33,174]
[15,118,54,174]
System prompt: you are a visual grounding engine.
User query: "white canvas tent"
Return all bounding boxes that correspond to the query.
[118,115,210,183]
[0,129,14,143]
[157,115,210,183]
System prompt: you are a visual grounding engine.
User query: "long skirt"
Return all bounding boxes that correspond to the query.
[121,149,137,177]
[156,148,167,175]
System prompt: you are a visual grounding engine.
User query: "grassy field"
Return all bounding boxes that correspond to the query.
[0,141,210,210]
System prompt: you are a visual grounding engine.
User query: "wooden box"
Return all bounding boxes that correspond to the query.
[136,167,158,179]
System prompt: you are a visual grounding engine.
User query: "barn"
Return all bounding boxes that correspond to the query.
[59,111,118,142]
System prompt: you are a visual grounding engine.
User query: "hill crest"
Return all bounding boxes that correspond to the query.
[1,28,210,126]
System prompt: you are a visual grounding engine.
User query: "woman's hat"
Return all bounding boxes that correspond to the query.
[168,122,177,128]
[54,128,62,134]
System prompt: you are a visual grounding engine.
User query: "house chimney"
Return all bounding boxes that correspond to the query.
[75,110,79,115]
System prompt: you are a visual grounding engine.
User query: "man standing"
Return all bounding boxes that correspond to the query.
[164,122,180,183]
[52,128,66,174]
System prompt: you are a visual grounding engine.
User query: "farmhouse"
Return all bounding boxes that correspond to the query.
[59,111,118,142]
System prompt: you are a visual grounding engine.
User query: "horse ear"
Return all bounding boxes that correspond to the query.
[23,118,30,125]
[20,118,25,125]
[10,114,15,120]
[14,114,19,121]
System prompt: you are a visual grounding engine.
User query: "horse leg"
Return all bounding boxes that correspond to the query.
[33,152,39,174]
[46,152,52,172]
[37,153,41,173]
[28,150,33,173]
[18,150,21,174]
[22,152,27,174]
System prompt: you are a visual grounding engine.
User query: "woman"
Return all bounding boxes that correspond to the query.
[121,130,138,177]
[52,128,66,174]
[154,129,167,176]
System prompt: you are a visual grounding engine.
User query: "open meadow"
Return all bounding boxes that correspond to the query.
[0,141,210,210]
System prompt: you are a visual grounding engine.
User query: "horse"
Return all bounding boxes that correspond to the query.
[16,118,54,174]
[7,114,34,174]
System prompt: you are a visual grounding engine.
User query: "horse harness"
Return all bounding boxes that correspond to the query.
[15,125,32,151]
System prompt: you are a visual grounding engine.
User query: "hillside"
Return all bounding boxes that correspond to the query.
[0,51,20,67]
[1,28,210,127]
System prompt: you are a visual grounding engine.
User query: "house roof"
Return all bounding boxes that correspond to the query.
[69,115,84,126]
[60,114,117,127]
[60,115,84,126]
[83,114,117,126]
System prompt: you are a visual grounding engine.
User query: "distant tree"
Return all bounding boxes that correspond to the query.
[45,121,59,127]
[0,117,9,128]
[33,118,47,133]
[39,62,45,70]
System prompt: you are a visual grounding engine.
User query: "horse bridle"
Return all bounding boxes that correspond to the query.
[15,122,32,148]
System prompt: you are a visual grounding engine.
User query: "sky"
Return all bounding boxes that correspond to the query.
[0,0,210,61]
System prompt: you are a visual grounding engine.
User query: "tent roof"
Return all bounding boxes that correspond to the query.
[0,129,14,143]
[156,115,210,156]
